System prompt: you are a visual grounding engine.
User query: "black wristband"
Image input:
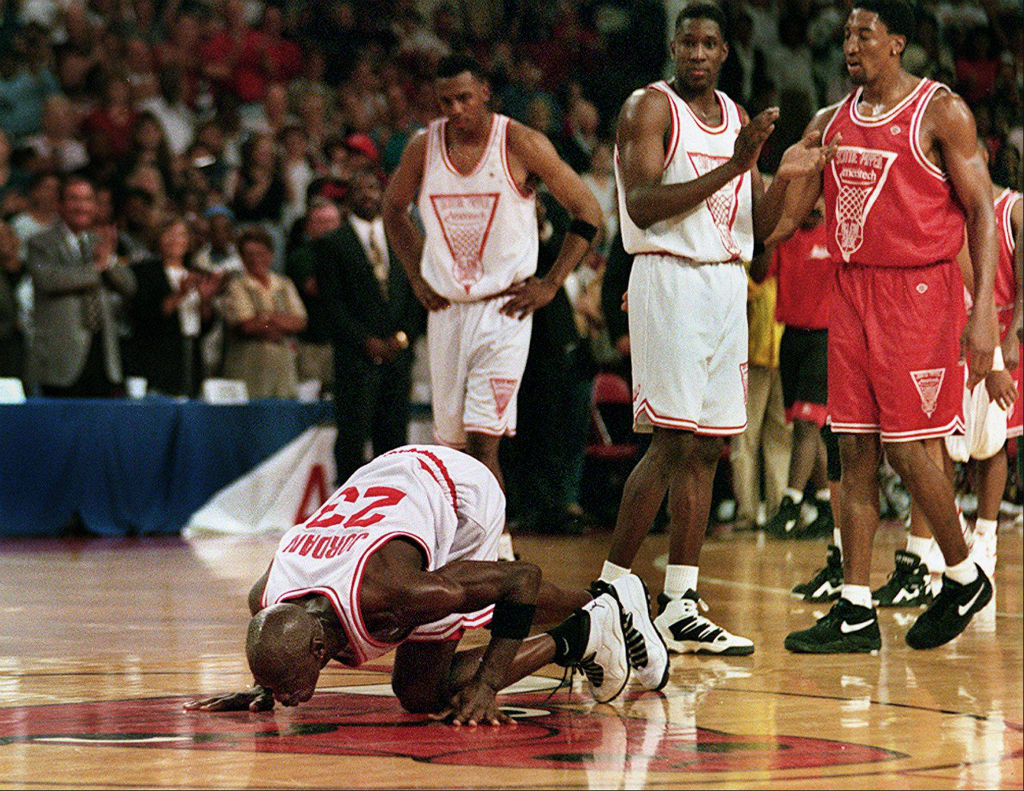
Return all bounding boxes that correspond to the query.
[488,600,537,640]
[568,218,599,243]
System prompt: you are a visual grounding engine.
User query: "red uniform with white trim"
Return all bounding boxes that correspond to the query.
[823,78,967,441]
[261,445,504,667]
[614,83,751,435]
[995,188,1022,437]
[416,115,537,446]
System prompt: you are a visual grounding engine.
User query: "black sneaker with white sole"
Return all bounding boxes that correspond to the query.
[905,564,992,650]
[784,597,881,653]
[872,549,931,607]
[764,494,802,538]
[791,544,843,601]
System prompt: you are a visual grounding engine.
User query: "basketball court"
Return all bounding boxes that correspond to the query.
[1,517,1020,789]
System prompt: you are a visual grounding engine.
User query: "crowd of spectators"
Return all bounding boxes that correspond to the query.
[0,0,1019,519]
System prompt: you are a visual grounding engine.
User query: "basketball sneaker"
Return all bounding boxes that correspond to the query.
[590,575,670,691]
[576,593,630,702]
[971,529,997,579]
[798,497,834,540]
[791,544,843,602]
[784,598,881,653]
[654,591,754,655]
[764,494,802,538]
[872,549,932,607]
[905,564,993,650]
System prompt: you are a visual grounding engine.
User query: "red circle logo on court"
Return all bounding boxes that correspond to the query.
[0,684,904,773]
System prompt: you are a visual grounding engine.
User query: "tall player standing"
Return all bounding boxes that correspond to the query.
[383,54,602,561]
[592,2,837,657]
[776,0,999,653]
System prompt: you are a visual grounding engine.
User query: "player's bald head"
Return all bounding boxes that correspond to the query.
[246,603,319,686]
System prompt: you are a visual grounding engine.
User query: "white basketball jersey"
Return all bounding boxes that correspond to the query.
[615,83,753,263]
[418,114,538,301]
[261,445,503,666]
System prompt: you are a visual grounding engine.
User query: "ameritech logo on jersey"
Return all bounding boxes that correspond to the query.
[831,146,897,261]
[909,368,945,417]
[430,192,499,293]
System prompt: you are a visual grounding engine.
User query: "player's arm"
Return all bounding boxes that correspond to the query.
[381,130,450,311]
[929,90,1000,387]
[763,106,840,246]
[498,121,604,320]
[370,542,542,726]
[184,564,277,713]
[1004,197,1022,370]
[751,107,839,242]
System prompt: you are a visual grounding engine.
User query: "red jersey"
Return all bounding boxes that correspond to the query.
[769,222,833,329]
[994,189,1021,339]
[823,79,965,268]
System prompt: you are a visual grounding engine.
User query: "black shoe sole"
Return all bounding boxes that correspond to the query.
[784,636,880,653]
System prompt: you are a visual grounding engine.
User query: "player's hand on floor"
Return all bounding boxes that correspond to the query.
[436,681,513,727]
[183,685,275,712]
[499,277,557,319]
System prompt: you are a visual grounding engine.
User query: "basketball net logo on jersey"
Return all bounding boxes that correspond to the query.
[687,152,742,256]
[429,193,500,293]
[909,368,945,417]
[830,146,898,262]
[489,377,517,418]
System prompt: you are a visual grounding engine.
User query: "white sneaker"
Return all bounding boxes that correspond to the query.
[591,575,670,691]
[654,591,754,655]
[577,593,630,703]
[971,529,997,579]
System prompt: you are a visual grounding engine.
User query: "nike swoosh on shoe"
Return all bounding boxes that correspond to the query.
[958,587,984,616]
[839,619,875,633]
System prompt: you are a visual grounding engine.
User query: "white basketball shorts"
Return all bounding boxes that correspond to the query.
[427,298,532,447]
[628,255,748,435]
[945,368,1008,462]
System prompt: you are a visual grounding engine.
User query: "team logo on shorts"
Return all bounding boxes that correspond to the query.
[909,368,945,418]
[430,193,500,293]
[688,152,743,256]
[489,377,518,418]
[830,146,897,262]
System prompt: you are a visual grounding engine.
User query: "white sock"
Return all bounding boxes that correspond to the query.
[841,584,872,609]
[600,560,630,583]
[974,518,998,539]
[784,487,804,505]
[906,535,933,561]
[664,564,699,598]
[945,557,979,585]
[815,488,831,502]
[833,527,842,553]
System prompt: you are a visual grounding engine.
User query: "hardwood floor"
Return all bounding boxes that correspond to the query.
[0,517,1020,789]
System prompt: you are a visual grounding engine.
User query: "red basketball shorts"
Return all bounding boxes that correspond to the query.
[827,260,965,442]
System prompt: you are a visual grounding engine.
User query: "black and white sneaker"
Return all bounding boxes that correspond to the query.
[791,545,843,602]
[576,593,631,702]
[654,591,754,655]
[872,549,931,607]
[591,575,670,691]
[764,494,802,538]
[905,564,993,650]
[784,598,881,653]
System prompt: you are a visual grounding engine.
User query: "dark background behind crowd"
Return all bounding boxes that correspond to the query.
[0,0,1020,529]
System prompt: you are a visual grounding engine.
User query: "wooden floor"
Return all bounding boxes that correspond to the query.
[0,516,1020,790]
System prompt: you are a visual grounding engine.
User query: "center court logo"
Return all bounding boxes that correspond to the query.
[0,683,904,774]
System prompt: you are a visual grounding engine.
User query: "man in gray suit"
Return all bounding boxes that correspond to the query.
[27,175,136,397]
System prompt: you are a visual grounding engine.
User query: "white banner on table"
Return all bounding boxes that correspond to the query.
[183,426,337,537]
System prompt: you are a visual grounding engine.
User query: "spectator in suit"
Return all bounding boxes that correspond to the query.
[125,215,223,397]
[285,197,343,396]
[26,174,137,397]
[315,168,424,486]
[0,219,25,381]
[221,225,307,398]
